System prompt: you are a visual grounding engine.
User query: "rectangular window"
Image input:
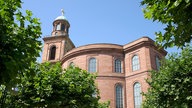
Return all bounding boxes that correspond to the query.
[88,58,96,72]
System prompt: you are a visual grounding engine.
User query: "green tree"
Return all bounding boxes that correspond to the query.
[10,62,100,108]
[98,101,110,108]
[0,0,42,84]
[141,0,192,48]
[143,46,192,108]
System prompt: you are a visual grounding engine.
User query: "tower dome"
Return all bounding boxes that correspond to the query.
[55,15,67,20]
[55,9,67,21]
[52,9,70,36]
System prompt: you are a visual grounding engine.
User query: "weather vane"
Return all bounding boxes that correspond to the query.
[61,9,64,16]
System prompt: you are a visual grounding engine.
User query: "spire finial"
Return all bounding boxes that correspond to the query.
[61,9,64,16]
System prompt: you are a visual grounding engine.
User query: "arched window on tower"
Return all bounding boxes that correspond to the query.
[134,82,142,108]
[49,46,56,60]
[115,84,123,108]
[56,23,60,30]
[115,59,122,73]
[132,55,140,71]
[88,58,96,72]
[61,24,65,31]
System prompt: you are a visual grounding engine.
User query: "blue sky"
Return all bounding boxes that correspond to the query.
[21,0,177,61]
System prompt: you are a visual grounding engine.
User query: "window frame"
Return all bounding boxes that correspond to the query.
[132,55,140,71]
[155,55,161,70]
[115,84,124,108]
[49,45,56,60]
[88,57,97,72]
[133,82,142,108]
[69,62,75,67]
[115,59,122,73]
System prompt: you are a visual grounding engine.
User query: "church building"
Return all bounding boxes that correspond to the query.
[42,10,167,108]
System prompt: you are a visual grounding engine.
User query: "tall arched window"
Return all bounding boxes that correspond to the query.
[49,46,56,60]
[116,84,123,108]
[88,58,96,72]
[156,56,161,70]
[134,82,142,108]
[115,59,121,73]
[132,55,140,71]
[61,24,65,31]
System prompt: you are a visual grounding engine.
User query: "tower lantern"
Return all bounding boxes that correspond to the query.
[51,9,70,36]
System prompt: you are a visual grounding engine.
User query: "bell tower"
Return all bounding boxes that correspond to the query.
[42,9,75,62]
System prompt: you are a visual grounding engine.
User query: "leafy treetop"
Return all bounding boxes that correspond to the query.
[12,62,100,108]
[0,0,42,85]
[143,45,192,108]
[141,0,192,48]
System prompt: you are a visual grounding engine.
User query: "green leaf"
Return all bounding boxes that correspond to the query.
[143,46,192,107]
[141,0,192,48]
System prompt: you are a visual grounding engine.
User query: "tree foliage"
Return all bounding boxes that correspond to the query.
[141,0,192,48]
[143,46,192,108]
[98,101,110,108]
[0,0,42,84]
[0,62,101,108]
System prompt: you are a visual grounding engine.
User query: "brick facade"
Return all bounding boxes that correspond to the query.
[42,14,167,108]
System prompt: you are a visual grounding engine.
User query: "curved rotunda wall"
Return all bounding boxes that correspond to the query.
[61,37,166,76]
[60,37,167,108]
[61,43,124,76]
[61,43,125,106]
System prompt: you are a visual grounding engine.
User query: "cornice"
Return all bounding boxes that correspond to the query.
[123,37,167,56]
[60,37,167,64]
[43,35,69,41]
[61,44,123,63]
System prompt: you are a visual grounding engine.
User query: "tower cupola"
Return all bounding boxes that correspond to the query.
[52,9,70,36]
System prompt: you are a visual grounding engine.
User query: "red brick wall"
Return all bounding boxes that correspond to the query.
[42,37,166,108]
